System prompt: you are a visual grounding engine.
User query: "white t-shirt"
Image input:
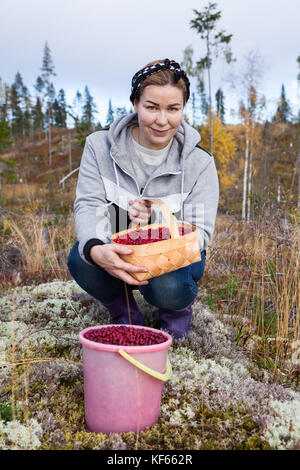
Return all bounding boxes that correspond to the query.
[130,132,173,190]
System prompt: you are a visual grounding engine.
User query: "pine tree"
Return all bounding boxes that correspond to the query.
[34,75,45,96]
[32,96,44,133]
[72,90,82,124]
[105,98,114,127]
[22,84,32,138]
[190,2,234,154]
[215,88,225,123]
[274,84,291,123]
[0,105,13,228]
[82,86,97,129]
[10,72,33,138]
[40,41,56,166]
[115,106,127,118]
[52,89,67,127]
[9,81,23,137]
[197,76,209,116]
[0,120,12,150]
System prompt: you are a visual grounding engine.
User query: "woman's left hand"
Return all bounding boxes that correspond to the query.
[128,198,152,227]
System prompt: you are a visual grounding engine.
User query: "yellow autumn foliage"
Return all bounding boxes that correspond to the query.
[199,115,237,189]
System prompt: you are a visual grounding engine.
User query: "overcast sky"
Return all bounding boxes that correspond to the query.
[1,0,299,124]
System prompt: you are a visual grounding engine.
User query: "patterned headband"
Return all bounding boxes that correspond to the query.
[130,58,190,104]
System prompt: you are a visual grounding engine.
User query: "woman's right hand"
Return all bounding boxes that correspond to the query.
[90,244,149,286]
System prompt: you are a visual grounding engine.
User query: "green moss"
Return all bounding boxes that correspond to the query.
[0,401,13,424]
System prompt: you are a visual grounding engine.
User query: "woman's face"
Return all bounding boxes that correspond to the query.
[133,84,184,150]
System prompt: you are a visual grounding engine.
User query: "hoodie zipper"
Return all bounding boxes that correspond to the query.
[110,150,181,198]
[139,172,182,197]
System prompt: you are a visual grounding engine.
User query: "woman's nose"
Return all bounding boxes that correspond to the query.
[155,111,168,126]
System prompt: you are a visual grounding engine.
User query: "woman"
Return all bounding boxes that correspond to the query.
[67,59,219,339]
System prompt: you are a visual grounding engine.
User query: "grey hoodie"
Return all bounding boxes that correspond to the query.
[74,113,219,265]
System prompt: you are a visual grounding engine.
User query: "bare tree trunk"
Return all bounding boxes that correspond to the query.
[277,177,281,203]
[242,120,249,221]
[247,119,255,221]
[263,148,268,202]
[192,93,196,127]
[68,130,72,172]
[247,151,253,222]
[297,149,300,212]
[288,159,297,201]
[48,100,52,167]
[0,175,2,230]
[207,35,213,155]
[207,64,213,155]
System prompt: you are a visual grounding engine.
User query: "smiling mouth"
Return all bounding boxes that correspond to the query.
[151,128,170,134]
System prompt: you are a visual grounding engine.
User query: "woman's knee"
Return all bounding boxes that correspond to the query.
[67,241,79,267]
[67,241,93,279]
[140,270,195,310]
[67,244,81,280]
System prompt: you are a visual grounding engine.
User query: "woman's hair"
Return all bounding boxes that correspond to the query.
[133,60,189,105]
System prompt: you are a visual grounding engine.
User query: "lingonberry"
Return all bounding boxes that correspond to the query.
[114,226,192,245]
[84,325,167,346]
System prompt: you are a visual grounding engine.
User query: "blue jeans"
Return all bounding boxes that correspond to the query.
[67,241,206,310]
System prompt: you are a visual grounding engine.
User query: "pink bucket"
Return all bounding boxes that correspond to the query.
[78,324,173,434]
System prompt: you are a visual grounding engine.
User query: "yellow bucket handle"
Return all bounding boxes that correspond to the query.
[118,349,172,382]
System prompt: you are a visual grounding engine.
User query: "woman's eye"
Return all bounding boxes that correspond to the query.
[147,106,156,110]
[169,108,179,112]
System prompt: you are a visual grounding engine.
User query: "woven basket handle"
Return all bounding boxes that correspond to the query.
[133,198,180,238]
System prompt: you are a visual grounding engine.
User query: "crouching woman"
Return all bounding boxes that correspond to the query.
[67,58,219,339]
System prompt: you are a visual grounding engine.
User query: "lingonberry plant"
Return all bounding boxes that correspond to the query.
[84,325,168,346]
[114,226,192,245]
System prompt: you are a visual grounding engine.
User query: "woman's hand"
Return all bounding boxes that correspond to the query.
[128,198,152,227]
[90,244,149,286]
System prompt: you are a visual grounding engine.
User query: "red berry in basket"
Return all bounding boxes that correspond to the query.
[84,325,167,346]
[114,225,192,245]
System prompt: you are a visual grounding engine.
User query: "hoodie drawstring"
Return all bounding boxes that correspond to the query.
[99,150,185,223]
[180,158,184,221]
[98,157,121,209]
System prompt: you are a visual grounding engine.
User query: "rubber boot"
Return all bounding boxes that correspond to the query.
[158,301,194,339]
[103,288,144,326]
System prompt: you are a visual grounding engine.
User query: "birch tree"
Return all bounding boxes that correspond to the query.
[190,2,234,155]
[233,50,265,221]
[181,45,207,125]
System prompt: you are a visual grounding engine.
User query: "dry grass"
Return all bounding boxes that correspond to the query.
[1,211,76,287]
[1,195,299,383]
[205,209,300,381]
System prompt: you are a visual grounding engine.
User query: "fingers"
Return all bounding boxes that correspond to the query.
[129,199,152,213]
[110,268,149,286]
[129,199,152,226]
[112,245,133,255]
[130,216,148,226]
[111,245,149,274]
[129,202,147,216]
[119,260,148,274]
